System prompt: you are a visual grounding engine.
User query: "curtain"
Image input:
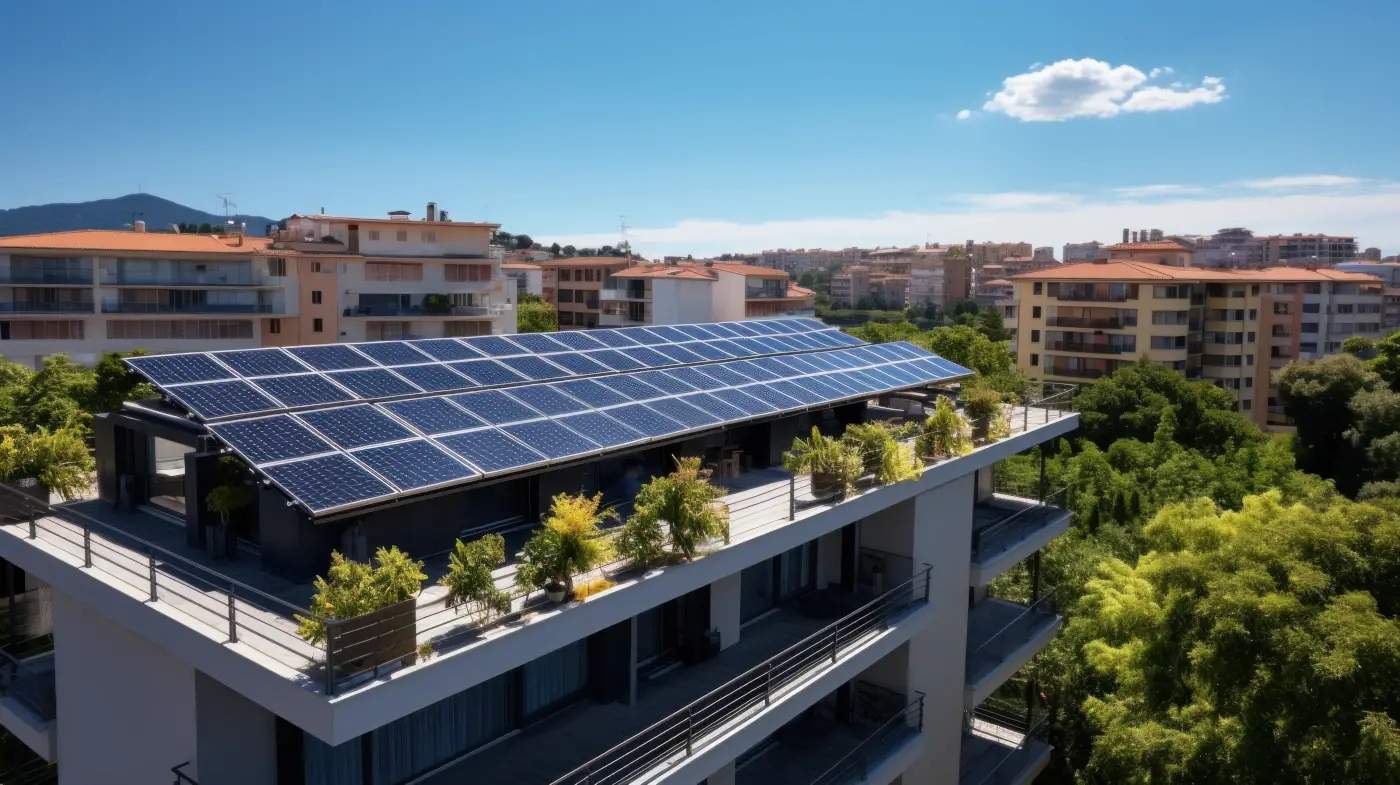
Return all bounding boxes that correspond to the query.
[523,638,589,718]
[741,559,775,623]
[370,671,513,784]
[304,734,363,785]
[636,604,666,665]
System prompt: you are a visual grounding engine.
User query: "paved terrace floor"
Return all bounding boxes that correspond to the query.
[735,711,917,785]
[0,404,1069,693]
[959,722,1049,785]
[971,497,1068,567]
[964,598,1061,688]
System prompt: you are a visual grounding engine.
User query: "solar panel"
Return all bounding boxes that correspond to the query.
[614,327,667,346]
[771,354,825,375]
[501,420,599,460]
[287,345,376,371]
[738,383,805,410]
[462,336,524,357]
[759,319,801,334]
[707,339,757,357]
[663,366,727,391]
[449,390,540,424]
[679,392,754,421]
[209,415,332,465]
[669,324,718,340]
[253,374,355,408]
[720,321,763,337]
[604,403,686,437]
[789,376,849,402]
[828,370,879,393]
[212,348,307,377]
[548,331,610,351]
[644,397,723,428]
[354,440,478,491]
[352,341,434,366]
[619,347,675,368]
[825,332,867,347]
[555,412,644,448]
[742,336,788,354]
[643,325,691,343]
[724,359,782,382]
[681,342,733,361]
[448,359,528,387]
[392,364,475,393]
[709,387,777,415]
[767,379,826,405]
[817,351,864,370]
[652,344,710,364]
[741,321,782,336]
[505,333,572,354]
[630,370,696,395]
[409,339,484,361]
[588,349,648,372]
[594,375,664,402]
[506,385,590,416]
[381,397,484,435]
[797,354,842,372]
[545,353,615,376]
[587,330,642,348]
[553,378,632,408]
[693,363,752,387]
[326,369,420,399]
[776,333,824,350]
[265,455,393,512]
[164,380,279,420]
[127,354,233,385]
[438,429,545,474]
[747,356,800,378]
[811,373,862,397]
[877,364,923,387]
[696,323,741,338]
[761,335,807,352]
[498,355,571,381]
[299,405,415,450]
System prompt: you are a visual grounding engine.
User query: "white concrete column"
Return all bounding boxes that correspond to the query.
[195,672,278,785]
[710,573,741,651]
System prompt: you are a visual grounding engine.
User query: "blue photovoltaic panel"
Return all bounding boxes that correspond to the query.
[554,378,631,408]
[762,320,802,334]
[619,347,675,368]
[300,404,415,450]
[253,374,355,408]
[934,357,974,377]
[505,333,572,354]
[127,353,233,385]
[352,341,434,366]
[449,390,541,424]
[645,397,723,428]
[354,440,477,491]
[886,342,930,360]
[720,321,763,337]
[861,368,907,389]
[506,385,590,416]
[381,397,484,435]
[438,429,545,473]
[710,387,777,415]
[817,351,864,370]
[287,345,376,371]
[498,355,571,381]
[663,366,727,391]
[448,359,528,387]
[738,383,804,410]
[826,332,867,347]
[767,379,826,405]
[209,415,332,465]
[265,455,393,512]
[462,335,525,357]
[588,350,648,372]
[693,364,752,387]
[605,404,686,437]
[392,364,474,393]
[829,371,879,393]
[863,343,911,361]
[798,354,842,372]
[777,333,825,351]
[409,339,483,361]
[594,375,664,402]
[708,339,757,357]
[631,370,696,395]
[614,327,667,346]
[790,376,848,402]
[741,321,782,335]
[761,335,807,353]
[652,344,709,365]
[877,364,923,387]
[546,353,615,376]
[680,392,753,421]
[813,374,862,397]
[896,361,941,384]
[697,323,741,338]
[212,348,307,377]
[587,330,641,348]
[744,336,789,354]
[723,359,782,382]
[556,412,644,448]
[165,380,280,420]
[643,325,690,343]
[326,369,420,399]
[747,356,800,378]
[670,324,718,340]
[796,331,845,349]
[501,420,599,460]
[772,354,826,375]
[548,331,610,351]
[681,342,733,361]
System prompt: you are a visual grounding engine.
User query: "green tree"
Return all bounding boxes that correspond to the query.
[15,354,93,434]
[561,244,577,257]
[514,234,533,250]
[549,242,561,256]
[88,350,157,413]
[1276,353,1380,494]
[517,298,557,333]
[974,307,1011,342]
[845,321,922,345]
[1373,330,1400,391]
[1074,359,1252,455]
[1344,335,1378,358]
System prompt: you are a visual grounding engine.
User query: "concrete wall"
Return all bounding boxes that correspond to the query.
[195,671,278,785]
[710,572,742,651]
[52,588,199,785]
[712,271,747,322]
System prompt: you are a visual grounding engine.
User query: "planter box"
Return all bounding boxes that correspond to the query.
[811,471,844,500]
[331,597,419,674]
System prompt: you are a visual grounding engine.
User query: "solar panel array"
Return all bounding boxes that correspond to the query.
[125,320,972,516]
[124,318,867,422]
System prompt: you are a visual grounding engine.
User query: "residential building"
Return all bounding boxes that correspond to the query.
[600,263,813,326]
[907,250,971,310]
[1009,260,1384,430]
[539,257,634,329]
[830,266,908,309]
[1062,242,1108,263]
[502,263,544,301]
[0,317,1078,785]
[975,278,1015,309]
[1363,247,1383,262]
[1254,234,1359,266]
[1105,239,1195,266]
[1187,227,1265,268]
[1032,248,1056,264]
[963,241,1033,268]
[755,248,861,275]
[1336,262,1400,330]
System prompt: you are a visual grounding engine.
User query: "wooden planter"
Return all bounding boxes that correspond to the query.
[970,420,990,444]
[332,597,419,672]
[811,471,844,500]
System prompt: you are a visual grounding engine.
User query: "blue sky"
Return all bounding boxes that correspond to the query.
[2,0,1397,256]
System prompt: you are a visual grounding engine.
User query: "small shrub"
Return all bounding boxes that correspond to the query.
[628,457,730,561]
[784,427,863,496]
[616,513,667,568]
[439,533,512,623]
[961,386,1004,431]
[296,546,426,645]
[571,579,615,601]
[843,422,920,485]
[416,642,433,661]
[916,398,972,460]
[516,493,615,595]
[0,425,94,500]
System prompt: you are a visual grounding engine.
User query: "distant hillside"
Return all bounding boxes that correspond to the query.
[0,194,276,238]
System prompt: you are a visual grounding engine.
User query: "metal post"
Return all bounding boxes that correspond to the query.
[686,709,694,756]
[227,584,237,643]
[788,474,796,521]
[1030,551,1042,603]
[765,662,773,706]
[83,526,92,568]
[831,625,840,663]
[1038,447,1047,503]
[27,513,35,539]
[1023,403,1029,432]
[324,623,338,696]
[148,551,158,602]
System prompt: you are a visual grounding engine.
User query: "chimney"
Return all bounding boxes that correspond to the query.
[1140,229,1149,244]
[426,202,437,222]
[133,220,146,233]
[1122,228,1130,243]
[438,209,449,222]
[1131,231,1139,243]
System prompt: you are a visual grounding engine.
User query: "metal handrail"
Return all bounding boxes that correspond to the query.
[810,693,925,785]
[968,589,1060,662]
[551,566,932,785]
[971,486,1069,562]
[0,647,56,721]
[967,709,1050,785]
[171,762,199,784]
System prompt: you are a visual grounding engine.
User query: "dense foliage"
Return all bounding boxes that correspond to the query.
[1276,353,1400,496]
[516,292,558,333]
[0,351,155,436]
[847,316,1031,396]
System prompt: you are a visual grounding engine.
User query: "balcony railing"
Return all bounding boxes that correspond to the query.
[1044,317,1134,329]
[600,288,649,301]
[0,759,57,784]
[962,703,1049,785]
[552,568,932,785]
[1054,293,1132,303]
[971,487,1069,564]
[110,274,257,287]
[1045,341,1135,355]
[968,590,1060,668]
[346,304,504,317]
[810,693,925,785]
[0,302,94,314]
[0,649,56,723]
[0,270,92,285]
[171,762,198,784]
[102,303,277,314]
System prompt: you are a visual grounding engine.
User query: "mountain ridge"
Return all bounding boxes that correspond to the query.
[0,194,276,238]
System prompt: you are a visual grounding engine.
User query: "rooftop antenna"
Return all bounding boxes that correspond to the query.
[216,193,237,218]
[620,216,631,261]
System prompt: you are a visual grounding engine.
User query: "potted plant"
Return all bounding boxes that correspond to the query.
[516,493,615,602]
[916,398,973,462]
[622,457,729,564]
[784,427,863,500]
[988,394,1017,441]
[0,425,93,502]
[421,293,452,315]
[296,547,425,671]
[203,456,252,558]
[439,533,513,624]
[961,387,1004,443]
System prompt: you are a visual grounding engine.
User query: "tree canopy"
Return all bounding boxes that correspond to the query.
[517,296,557,333]
[1073,359,1257,455]
[1275,354,1387,496]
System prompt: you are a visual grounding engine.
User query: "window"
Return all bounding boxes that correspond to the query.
[1030,329,1040,343]
[1032,305,1041,319]
[559,270,571,282]
[1305,283,1322,295]
[1245,377,1252,388]
[6,320,84,340]
[1251,285,1260,295]
[1300,342,1317,353]
[1154,285,1189,299]
[1246,354,1254,366]
[309,262,324,273]
[1248,309,1257,321]
[395,230,408,242]
[269,319,281,334]
[1358,303,1382,314]
[1151,335,1186,350]
[311,290,322,305]
[313,318,324,333]
[106,320,250,340]
[558,311,574,326]
[1241,399,1252,411]
[559,290,574,304]
[365,263,423,281]
[1152,310,1189,325]
[445,264,492,282]
[1336,303,1355,314]
[1029,353,1039,366]
[1325,341,1342,353]
[421,231,436,243]
[1033,282,1042,295]
[1300,322,1319,333]
[267,258,286,277]
[1273,302,1291,315]
[1302,302,1321,313]
[583,269,594,282]
[368,230,380,241]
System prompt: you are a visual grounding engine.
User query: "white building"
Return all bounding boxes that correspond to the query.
[600,263,814,326]
[0,319,1076,785]
[1060,242,1107,263]
[502,263,545,301]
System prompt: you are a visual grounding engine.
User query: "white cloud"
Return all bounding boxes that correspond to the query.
[1148,66,1174,79]
[979,59,1226,121]
[956,109,974,120]
[1113,184,1207,197]
[541,183,1400,260]
[1236,174,1362,189]
[957,192,1077,209]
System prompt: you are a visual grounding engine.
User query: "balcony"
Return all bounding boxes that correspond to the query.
[970,492,1071,587]
[0,650,57,762]
[0,302,94,314]
[1053,293,1132,303]
[343,304,505,318]
[959,701,1051,785]
[1044,317,1134,330]
[1044,341,1135,356]
[102,302,277,314]
[0,270,92,285]
[964,593,1062,708]
[600,288,649,301]
[1041,365,1109,380]
[108,273,265,287]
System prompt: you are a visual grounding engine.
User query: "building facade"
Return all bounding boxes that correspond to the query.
[599,263,813,326]
[502,263,544,301]
[1009,260,1384,430]
[539,257,634,329]
[1255,234,1359,266]
[1061,242,1108,263]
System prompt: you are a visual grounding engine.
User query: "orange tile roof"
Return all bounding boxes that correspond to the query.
[1012,260,1383,283]
[702,263,789,280]
[501,262,541,270]
[1104,240,1194,252]
[612,265,716,281]
[0,230,273,255]
[536,256,634,267]
[288,213,499,229]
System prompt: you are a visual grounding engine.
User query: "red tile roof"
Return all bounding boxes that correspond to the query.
[1104,240,1194,252]
[0,230,272,255]
[1011,260,1383,283]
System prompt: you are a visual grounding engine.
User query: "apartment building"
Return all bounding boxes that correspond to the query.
[964,242,1032,268]
[503,263,544,300]
[1256,233,1359,265]
[1061,242,1108,263]
[908,250,972,310]
[599,263,813,326]
[540,257,634,329]
[1336,262,1400,330]
[830,266,908,309]
[0,318,1076,785]
[1009,260,1384,429]
[756,248,861,275]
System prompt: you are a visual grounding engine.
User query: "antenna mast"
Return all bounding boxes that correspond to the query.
[216,193,237,218]
[620,215,631,261]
